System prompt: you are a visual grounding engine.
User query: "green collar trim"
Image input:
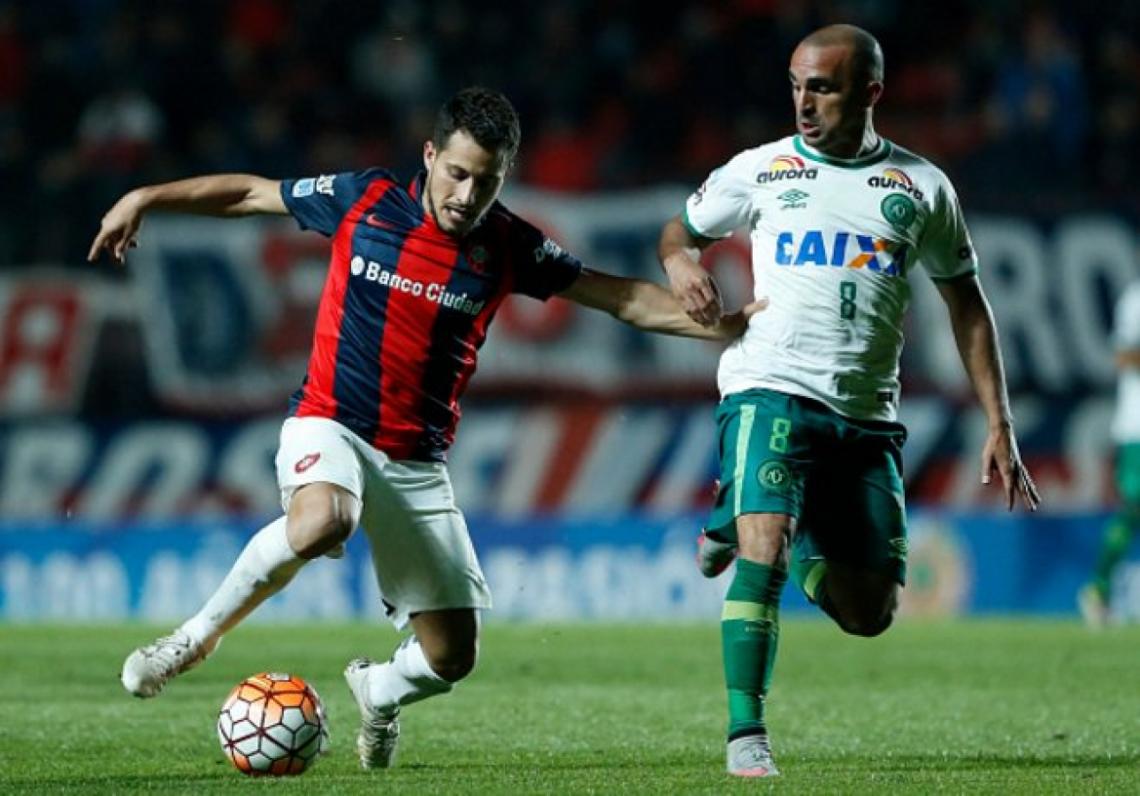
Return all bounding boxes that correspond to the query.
[793,135,892,168]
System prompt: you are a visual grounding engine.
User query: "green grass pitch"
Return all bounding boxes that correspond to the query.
[0,620,1137,794]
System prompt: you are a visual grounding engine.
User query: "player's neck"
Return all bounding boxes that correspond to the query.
[809,124,880,161]
[855,126,880,158]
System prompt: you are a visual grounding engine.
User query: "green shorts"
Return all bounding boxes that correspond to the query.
[707,388,909,584]
[1117,442,1140,507]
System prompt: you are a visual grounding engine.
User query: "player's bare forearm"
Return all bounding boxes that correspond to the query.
[89,174,286,264]
[131,174,286,217]
[938,275,1040,509]
[657,216,705,275]
[561,268,762,340]
[657,216,723,326]
[939,277,1012,429]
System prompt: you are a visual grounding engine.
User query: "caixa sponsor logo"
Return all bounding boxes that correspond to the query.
[867,168,924,201]
[757,155,818,184]
[350,255,486,315]
[775,229,909,276]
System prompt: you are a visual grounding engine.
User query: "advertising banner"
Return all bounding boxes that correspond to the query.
[1,512,1135,623]
[0,391,1121,521]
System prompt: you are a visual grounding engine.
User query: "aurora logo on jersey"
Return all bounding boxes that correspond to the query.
[774,230,909,276]
[867,168,924,201]
[756,154,818,184]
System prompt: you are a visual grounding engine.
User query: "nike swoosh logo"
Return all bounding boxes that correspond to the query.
[364,213,395,230]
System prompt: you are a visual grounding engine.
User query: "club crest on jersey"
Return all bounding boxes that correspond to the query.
[775,230,909,276]
[867,168,924,201]
[880,193,917,231]
[468,244,488,273]
[757,155,818,184]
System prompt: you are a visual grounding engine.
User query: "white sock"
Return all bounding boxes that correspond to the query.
[367,637,453,714]
[180,517,304,648]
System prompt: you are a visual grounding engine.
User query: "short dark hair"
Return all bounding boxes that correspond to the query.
[433,87,521,160]
[801,24,884,84]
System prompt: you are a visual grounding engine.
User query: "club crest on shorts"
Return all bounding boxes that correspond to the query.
[294,452,321,473]
[757,460,793,493]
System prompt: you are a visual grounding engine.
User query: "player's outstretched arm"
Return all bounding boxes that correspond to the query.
[657,215,724,327]
[937,275,1041,511]
[559,268,766,341]
[88,174,287,265]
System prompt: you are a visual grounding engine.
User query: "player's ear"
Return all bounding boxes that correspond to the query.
[865,80,884,108]
[423,140,437,171]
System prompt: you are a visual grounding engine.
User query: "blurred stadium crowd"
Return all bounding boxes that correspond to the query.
[1,0,1137,267]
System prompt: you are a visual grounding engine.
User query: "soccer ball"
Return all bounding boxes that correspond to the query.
[216,672,329,776]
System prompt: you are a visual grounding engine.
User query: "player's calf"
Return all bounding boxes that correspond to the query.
[814,565,899,638]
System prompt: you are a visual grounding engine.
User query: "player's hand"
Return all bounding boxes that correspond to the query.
[716,297,769,339]
[87,191,145,265]
[663,254,723,327]
[981,423,1040,511]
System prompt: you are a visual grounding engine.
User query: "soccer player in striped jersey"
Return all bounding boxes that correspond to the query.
[89,87,761,769]
[657,25,1040,777]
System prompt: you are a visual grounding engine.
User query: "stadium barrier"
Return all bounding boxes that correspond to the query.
[1,511,1135,623]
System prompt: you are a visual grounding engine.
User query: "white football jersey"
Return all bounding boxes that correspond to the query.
[1112,281,1140,443]
[685,135,977,422]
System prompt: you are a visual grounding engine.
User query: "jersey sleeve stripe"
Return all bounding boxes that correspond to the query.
[928,268,978,283]
[682,207,721,241]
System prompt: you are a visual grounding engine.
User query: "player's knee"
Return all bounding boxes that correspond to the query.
[836,605,895,637]
[286,485,359,558]
[424,642,478,683]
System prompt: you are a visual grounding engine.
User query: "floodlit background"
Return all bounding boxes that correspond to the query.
[1,0,1138,623]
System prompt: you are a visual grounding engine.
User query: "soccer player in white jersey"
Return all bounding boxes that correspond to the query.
[1079,280,1140,627]
[657,24,1040,777]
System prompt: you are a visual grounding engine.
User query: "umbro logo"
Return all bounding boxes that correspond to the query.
[294,453,321,473]
[778,189,809,209]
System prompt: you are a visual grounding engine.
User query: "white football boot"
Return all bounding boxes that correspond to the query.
[121,629,218,698]
[344,658,401,769]
[726,733,779,777]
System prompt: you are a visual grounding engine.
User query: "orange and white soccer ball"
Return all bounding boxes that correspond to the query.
[217,672,329,776]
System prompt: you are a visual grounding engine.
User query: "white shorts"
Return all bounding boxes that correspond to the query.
[275,416,491,629]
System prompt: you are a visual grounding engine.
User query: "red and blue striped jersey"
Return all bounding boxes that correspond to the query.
[280,169,582,462]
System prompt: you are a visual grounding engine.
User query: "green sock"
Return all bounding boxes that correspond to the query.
[721,558,786,740]
[1093,513,1138,598]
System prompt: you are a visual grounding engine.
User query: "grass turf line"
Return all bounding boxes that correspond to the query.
[0,620,1137,794]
